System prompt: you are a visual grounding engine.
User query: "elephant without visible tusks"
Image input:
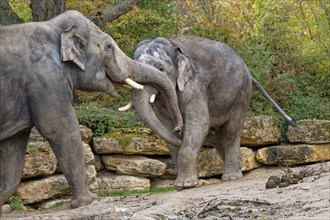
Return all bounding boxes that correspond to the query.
[121,36,296,190]
[0,11,183,212]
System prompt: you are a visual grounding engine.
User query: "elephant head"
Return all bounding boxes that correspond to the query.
[51,11,183,131]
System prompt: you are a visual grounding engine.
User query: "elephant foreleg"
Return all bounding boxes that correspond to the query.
[0,129,30,214]
[30,100,97,208]
[176,102,209,190]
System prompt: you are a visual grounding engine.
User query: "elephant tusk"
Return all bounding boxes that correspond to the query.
[124,78,144,91]
[118,101,133,111]
[150,94,156,103]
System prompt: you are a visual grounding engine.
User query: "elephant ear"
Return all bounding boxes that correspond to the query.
[61,25,87,71]
[176,47,193,91]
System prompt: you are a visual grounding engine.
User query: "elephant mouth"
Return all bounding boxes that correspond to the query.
[105,70,144,91]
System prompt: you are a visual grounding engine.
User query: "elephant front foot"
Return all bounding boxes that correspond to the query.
[70,191,98,209]
[175,173,198,191]
[221,171,243,181]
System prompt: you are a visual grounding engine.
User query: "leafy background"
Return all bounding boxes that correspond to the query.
[10,0,330,137]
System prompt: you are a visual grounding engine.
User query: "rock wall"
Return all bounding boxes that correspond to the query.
[8,116,330,207]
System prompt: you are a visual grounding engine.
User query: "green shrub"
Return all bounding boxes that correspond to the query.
[74,100,144,137]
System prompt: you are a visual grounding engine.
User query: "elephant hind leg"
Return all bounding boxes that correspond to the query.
[214,133,243,181]
[214,79,250,181]
[207,130,242,181]
[0,129,30,214]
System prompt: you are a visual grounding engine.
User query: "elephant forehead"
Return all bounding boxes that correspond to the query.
[137,46,172,64]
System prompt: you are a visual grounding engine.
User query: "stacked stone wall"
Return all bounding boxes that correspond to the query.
[7,116,330,208]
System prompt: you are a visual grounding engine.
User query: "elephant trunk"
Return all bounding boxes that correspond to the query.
[132,87,182,147]
[107,45,183,132]
[129,60,183,133]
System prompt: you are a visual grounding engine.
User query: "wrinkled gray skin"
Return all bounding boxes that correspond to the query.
[0,11,183,211]
[132,36,296,190]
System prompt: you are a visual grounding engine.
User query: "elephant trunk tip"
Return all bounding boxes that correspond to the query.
[173,124,184,135]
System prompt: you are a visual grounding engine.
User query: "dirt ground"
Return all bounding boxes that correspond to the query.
[3,161,330,220]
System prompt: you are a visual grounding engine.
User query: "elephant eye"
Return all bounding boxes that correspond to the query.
[156,64,165,72]
[104,42,112,53]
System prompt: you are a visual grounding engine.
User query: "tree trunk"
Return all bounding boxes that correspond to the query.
[93,0,141,26]
[30,0,66,21]
[0,0,23,24]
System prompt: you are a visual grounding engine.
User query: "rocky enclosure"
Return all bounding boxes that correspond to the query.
[1,116,329,216]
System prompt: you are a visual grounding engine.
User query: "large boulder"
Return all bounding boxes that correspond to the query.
[15,165,98,205]
[86,165,98,193]
[14,175,70,204]
[241,147,262,171]
[102,155,166,177]
[93,128,169,155]
[80,125,93,144]
[240,116,281,146]
[287,119,330,144]
[22,142,57,179]
[97,171,150,195]
[160,147,261,179]
[256,144,330,165]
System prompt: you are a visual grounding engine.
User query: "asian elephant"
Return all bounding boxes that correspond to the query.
[0,11,183,211]
[124,36,296,190]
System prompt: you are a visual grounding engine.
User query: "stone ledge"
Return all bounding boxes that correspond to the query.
[287,119,330,144]
[256,144,330,165]
[97,172,150,195]
[241,115,281,146]
[159,147,261,179]
[102,155,166,177]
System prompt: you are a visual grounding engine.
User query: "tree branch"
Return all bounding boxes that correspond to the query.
[30,0,66,21]
[0,0,23,24]
[92,0,141,26]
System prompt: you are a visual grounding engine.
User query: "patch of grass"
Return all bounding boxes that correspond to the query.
[117,135,134,148]
[50,201,69,209]
[27,144,39,154]
[74,100,144,137]
[98,186,175,198]
[8,196,24,211]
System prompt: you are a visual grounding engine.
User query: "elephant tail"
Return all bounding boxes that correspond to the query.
[252,77,297,127]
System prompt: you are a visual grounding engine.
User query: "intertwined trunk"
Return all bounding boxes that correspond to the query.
[132,87,183,147]
[30,0,66,21]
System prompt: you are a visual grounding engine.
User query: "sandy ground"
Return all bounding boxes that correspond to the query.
[2,161,330,220]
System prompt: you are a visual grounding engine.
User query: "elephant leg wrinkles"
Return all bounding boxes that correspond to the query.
[211,132,243,181]
[167,144,180,172]
[30,98,97,208]
[207,86,250,181]
[176,100,209,190]
[0,129,30,215]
